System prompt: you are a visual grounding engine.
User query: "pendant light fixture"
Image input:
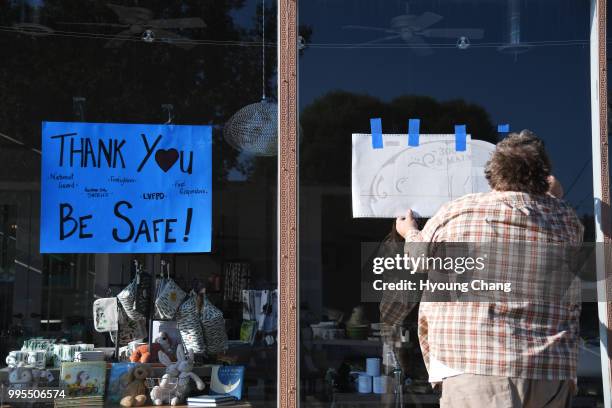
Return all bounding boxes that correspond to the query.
[223,0,278,157]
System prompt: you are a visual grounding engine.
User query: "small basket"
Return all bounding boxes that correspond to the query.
[147,376,179,404]
[145,377,178,391]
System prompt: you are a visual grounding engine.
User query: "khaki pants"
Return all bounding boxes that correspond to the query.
[440,374,574,408]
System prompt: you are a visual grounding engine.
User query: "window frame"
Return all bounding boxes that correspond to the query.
[277,1,612,407]
[277,0,612,408]
[589,0,612,406]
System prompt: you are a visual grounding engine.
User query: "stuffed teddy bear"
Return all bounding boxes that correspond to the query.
[130,343,161,364]
[120,364,151,407]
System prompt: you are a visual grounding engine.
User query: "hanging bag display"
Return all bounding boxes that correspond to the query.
[176,291,206,354]
[117,263,149,321]
[110,304,147,346]
[92,297,119,332]
[135,271,151,315]
[117,279,144,321]
[155,262,186,319]
[155,278,186,319]
[153,275,168,319]
[200,294,228,355]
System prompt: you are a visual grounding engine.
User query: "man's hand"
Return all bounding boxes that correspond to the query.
[396,209,419,239]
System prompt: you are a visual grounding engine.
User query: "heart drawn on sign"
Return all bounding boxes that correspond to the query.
[155,149,179,172]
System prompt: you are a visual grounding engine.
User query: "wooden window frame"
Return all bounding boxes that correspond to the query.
[278,0,298,407]
[277,1,612,407]
[590,0,612,407]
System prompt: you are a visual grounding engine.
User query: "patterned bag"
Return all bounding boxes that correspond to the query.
[200,296,227,355]
[155,278,187,319]
[176,291,205,354]
[135,272,151,314]
[93,297,119,332]
[110,304,147,346]
[153,277,168,319]
[117,273,150,321]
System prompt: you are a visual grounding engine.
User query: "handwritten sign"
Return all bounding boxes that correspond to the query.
[41,122,212,253]
[352,134,495,218]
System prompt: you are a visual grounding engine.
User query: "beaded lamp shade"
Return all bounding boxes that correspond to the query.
[223,99,277,156]
[223,0,277,157]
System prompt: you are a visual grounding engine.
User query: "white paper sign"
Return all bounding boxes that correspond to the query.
[352,134,496,218]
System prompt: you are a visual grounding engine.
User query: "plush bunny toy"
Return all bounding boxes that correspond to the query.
[172,346,205,405]
[151,346,204,406]
[150,350,180,406]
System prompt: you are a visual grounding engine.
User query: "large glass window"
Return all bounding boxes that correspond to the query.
[298,1,604,406]
[0,1,278,406]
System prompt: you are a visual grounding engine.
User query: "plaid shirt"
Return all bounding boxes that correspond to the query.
[380,191,584,380]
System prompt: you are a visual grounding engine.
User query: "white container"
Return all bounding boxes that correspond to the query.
[373,376,390,394]
[310,323,345,340]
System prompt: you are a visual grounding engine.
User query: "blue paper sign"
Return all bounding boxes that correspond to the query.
[41,122,212,253]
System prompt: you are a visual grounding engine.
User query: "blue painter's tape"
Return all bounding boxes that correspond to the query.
[371,118,383,149]
[455,124,467,151]
[497,123,510,133]
[408,119,420,147]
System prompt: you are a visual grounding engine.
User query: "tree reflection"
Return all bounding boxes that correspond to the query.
[0,0,277,185]
[299,90,497,185]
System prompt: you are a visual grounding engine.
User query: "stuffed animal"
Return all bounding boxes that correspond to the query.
[151,346,204,406]
[150,350,180,406]
[172,346,205,406]
[120,365,151,407]
[155,332,175,359]
[130,343,161,363]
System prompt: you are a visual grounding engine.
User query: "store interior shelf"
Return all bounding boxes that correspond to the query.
[0,363,214,383]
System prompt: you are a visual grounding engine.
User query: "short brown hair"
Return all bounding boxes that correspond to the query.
[484,130,551,195]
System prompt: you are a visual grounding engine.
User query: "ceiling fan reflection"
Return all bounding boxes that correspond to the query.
[58,3,206,49]
[343,3,484,55]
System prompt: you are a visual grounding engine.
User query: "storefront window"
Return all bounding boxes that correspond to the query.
[298,0,605,406]
[0,1,278,406]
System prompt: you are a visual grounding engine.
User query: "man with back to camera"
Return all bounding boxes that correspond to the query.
[381,130,583,407]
